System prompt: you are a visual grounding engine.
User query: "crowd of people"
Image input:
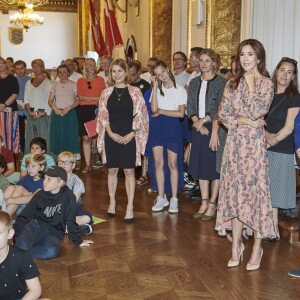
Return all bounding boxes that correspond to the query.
[1,37,300,298]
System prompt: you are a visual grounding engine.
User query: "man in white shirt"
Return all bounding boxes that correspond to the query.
[64,59,83,83]
[172,51,190,88]
[187,47,203,87]
[98,56,113,86]
[140,57,158,84]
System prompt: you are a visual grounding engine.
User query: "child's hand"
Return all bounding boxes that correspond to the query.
[80,240,93,247]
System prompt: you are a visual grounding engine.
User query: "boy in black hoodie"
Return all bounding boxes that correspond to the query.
[13,166,93,259]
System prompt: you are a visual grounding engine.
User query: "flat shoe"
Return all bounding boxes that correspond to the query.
[107,212,116,218]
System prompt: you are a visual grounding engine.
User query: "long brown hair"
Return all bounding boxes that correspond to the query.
[154,61,176,96]
[231,39,270,89]
[272,57,299,97]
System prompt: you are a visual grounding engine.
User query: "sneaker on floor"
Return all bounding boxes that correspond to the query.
[79,224,92,234]
[288,269,300,278]
[168,197,179,213]
[152,196,169,212]
[75,153,81,161]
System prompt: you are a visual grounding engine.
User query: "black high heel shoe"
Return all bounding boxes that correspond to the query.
[124,217,134,224]
[107,205,116,218]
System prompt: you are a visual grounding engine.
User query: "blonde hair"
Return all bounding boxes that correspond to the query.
[83,58,96,79]
[107,59,129,86]
[0,211,13,230]
[25,153,46,167]
[58,151,75,162]
[31,59,45,69]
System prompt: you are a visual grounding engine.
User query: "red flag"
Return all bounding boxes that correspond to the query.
[104,0,123,55]
[89,0,108,56]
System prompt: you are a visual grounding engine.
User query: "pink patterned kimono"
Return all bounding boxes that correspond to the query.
[96,85,149,166]
[215,76,276,238]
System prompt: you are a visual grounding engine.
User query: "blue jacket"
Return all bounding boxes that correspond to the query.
[294,112,300,150]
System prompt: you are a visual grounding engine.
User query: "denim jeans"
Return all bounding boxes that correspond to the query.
[15,219,61,259]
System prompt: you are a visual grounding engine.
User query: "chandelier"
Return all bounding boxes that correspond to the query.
[9,4,44,31]
[0,0,48,9]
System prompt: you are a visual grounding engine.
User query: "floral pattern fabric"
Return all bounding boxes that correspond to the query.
[215,76,276,238]
[96,85,149,166]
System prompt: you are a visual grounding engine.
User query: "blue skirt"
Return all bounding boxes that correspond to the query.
[189,123,220,180]
[148,115,184,195]
[180,114,192,143]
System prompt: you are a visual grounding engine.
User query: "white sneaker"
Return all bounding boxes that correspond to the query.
[75,153,81,161]
[168,197,179,213]
[152,196,169,212]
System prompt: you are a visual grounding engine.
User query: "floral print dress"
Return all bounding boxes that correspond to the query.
[215,76,276,238]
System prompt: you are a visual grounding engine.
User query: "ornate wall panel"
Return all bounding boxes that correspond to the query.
[151,0,172,67]
[78,0,91,56]
[206,0,241,67]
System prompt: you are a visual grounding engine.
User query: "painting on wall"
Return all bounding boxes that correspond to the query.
[9,27,23,45]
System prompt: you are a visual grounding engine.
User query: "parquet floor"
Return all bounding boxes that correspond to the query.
[35,167,300,300]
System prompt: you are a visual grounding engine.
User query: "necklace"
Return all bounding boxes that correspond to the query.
[115,87,126,101]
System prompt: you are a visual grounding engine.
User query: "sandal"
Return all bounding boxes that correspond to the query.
[136,175,148,185]
[201,201,217,221]
[82,166,92,174]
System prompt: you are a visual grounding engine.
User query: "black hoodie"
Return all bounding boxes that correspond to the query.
[14,185,83,246]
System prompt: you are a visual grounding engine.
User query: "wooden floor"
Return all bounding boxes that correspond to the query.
[35,166,300,300]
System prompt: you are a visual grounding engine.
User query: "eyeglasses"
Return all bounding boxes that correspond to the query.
[87,81,92,89]
[57,160,74,165]
[281,57,298,65]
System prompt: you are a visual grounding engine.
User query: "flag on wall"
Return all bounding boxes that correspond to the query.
[89,0,108,56]
[104,0,123,55]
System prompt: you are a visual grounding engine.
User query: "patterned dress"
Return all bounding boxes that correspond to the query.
[215,76,276,238]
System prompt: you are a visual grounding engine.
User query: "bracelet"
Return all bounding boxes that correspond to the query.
[203,117,207,124]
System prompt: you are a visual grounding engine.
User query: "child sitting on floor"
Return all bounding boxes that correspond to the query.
[0,155,11,211]
[4,154,45,216]
[57,151,93,234]
[14,166,93,259]
[20,137,56,179]
[0,211,41,300]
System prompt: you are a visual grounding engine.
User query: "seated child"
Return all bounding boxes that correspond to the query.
[0,135,16,182]
[58,151,93,234]
[4,154,45,216]
[20,137,56,178]
[0,155,11,211]
[14,166,93,259]
[0,211,41,300]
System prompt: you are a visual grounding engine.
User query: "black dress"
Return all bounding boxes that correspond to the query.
[105,87,136,168]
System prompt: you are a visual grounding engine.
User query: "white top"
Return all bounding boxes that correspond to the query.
[69,72,83,83]
[153,85,187,111]
[98,71,108,86]
[24,78,52,115]
[187,70,201,86]
[173,70,190,87]
[140,72,151,84]
[198,80,207,118]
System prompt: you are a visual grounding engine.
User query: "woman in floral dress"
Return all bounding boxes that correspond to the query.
[216,39,276,271]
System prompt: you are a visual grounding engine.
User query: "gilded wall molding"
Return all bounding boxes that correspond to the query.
[151,0,172,67]
[206,0,241,67]
[78,0,90,56]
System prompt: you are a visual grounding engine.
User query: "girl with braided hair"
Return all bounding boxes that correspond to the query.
[150,61,187,213]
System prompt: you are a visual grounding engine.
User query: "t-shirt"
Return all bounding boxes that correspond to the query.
[0,74,19,111]
[0,174,10,192]
[173,70,190,88]
[130,79,151,96]
[187,70,201,86]
[50,80,77,108]
[266,93,300,154]
[0,245,40,300]
[67,173,85,203]
[0,146,14,173]
[17,174,43,193]
[16,75,31,116]
[21,153,55,171]
[153,85,187,111]
[198,80,208,118]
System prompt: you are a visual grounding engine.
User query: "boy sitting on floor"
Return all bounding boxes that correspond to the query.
[58,151,93,234]
[0,211,41,300]
[13,166,93,259]
[4,154,45,216]
[20,137,56,179]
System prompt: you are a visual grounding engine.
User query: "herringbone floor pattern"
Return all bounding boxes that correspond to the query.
[35,168,300,300]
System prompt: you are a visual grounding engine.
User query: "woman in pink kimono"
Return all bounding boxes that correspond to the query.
[96,59,149,223]
[216,39,276,271]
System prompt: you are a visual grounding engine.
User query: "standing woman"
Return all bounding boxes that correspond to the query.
[150,61,186,213]
[77,58,106,173]
[216,39,276,270]
[0,57,19,153]
[24,59,52,154]
[96,59,148,222]
[265,57,300,239]
[187,49,226,221]
[48,64,80,156]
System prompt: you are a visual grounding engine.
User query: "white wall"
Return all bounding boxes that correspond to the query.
[0,11,78,68]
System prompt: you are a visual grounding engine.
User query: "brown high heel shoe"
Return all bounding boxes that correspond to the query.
[192,199,209,219]
[200,201,217,221]
[227,243,245,268]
